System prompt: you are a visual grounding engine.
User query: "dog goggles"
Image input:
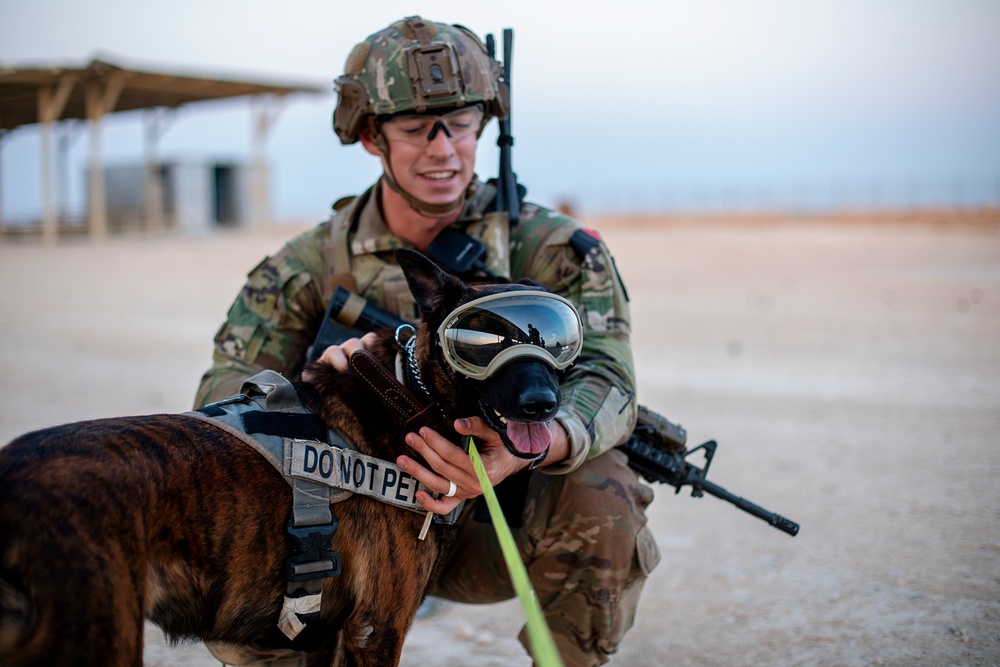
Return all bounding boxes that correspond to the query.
[437,291,583,380]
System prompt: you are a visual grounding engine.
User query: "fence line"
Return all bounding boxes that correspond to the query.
[571,174,1000,216]
[3,175,999,229]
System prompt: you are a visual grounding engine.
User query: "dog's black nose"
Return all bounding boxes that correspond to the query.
[518,386,557,418]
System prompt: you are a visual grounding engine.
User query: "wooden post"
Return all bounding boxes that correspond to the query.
[56,121,82,230]
[37,73,78,243]
[143,108,172,231]
[249,94,285,232]
[85,71,125,241]
[38,87,57,243]
[0,129,7,237]
[85,84,107,240]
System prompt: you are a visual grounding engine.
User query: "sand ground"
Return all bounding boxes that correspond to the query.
[1,213,997,666]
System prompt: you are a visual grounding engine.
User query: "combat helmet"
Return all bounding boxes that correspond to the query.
[334,16,508,144]
[333,16,509,215]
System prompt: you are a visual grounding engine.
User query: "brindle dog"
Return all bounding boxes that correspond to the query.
[0,249,566,667]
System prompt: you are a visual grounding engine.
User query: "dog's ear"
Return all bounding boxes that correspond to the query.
[394,248,467,322]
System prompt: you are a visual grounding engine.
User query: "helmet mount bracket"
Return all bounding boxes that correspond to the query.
[409,45,463,108]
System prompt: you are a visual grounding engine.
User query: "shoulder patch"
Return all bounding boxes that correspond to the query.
[569,228,602,259]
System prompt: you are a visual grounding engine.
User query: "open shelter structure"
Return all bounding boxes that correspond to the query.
[0,56,327,241]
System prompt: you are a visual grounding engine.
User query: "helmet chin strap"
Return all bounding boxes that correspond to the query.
[373,131,468,219]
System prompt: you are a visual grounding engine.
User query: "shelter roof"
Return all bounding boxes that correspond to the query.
[0,56,329,130]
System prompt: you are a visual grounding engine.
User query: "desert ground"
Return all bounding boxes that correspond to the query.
[1,211,997,666]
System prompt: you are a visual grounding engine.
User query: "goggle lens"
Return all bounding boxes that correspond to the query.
[439,292,583,380]
[381,106,484,147]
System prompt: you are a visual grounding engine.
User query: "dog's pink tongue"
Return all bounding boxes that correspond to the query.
[507,421,552,456]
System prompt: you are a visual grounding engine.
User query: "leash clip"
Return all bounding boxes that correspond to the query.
[394,323,416,349]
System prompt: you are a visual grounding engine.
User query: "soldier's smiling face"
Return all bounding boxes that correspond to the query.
[361,107,479,208]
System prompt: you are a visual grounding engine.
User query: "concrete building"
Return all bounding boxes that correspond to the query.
[102,159,252,233]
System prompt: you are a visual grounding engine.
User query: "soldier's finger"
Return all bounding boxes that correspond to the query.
[318,344,350,372]
[414,489,464,515]
[418,426,476,468]
[397,451,480,501]
[344,332,379,355]
[401,431,477,490]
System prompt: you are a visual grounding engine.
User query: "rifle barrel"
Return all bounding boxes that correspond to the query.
[699,478,800,536]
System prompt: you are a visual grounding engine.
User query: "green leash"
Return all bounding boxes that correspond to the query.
[466,436,564,667]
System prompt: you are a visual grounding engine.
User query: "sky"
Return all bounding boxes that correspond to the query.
[1,0,999,219]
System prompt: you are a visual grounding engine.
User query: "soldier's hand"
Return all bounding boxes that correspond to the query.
[397,417,569,516]
[302,333,379,378]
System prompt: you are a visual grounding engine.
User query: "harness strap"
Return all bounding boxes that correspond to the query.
[238,372,339,642]
[188,371,342,641]
[242,410,328,442]
[285,437,454,515]
[189,364,465,641]
[322,191,368,301]
[188,387,461,517]
[187,410,335,640]
[185,407,285,478]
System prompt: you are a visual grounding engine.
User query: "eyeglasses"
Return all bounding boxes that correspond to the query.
[380,106,484,147]
[437,291,583,381]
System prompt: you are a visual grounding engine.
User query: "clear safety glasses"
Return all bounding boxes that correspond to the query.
[380,106,484,147]
[437,291,583,380]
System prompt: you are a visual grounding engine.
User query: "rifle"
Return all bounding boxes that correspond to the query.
[620,406,800,536]
[308,294,801,537]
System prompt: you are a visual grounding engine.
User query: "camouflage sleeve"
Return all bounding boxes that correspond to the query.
[511,208,637,474]
[193,225,329,408]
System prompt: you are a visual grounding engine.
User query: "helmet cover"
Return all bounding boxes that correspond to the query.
[334,16,509,145]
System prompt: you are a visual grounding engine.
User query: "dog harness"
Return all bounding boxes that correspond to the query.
[185,369,459,641]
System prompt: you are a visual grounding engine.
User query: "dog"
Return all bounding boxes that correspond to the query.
[0,248,576,667]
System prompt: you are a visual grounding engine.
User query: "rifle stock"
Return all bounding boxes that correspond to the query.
[306,286,408,364]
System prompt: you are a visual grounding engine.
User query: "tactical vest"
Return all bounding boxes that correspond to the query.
[303,181,514,323]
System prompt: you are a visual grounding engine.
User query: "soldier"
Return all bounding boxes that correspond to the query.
[196,16,659,667]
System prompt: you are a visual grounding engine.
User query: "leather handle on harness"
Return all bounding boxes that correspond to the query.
[348,350,439,432]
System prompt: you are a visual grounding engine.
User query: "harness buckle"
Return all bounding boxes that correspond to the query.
[285,519,342,582]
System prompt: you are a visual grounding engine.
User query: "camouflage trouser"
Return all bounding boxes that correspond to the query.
[431,449,660,667]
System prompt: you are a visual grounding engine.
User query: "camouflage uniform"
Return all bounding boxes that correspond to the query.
[195,179,658,665]
[196,15,659,667]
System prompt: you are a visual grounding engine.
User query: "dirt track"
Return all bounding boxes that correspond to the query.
[1,213,998,666]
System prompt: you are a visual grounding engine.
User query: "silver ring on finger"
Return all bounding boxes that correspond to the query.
[445,480,458,498]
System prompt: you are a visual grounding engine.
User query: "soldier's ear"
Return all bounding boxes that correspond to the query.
[395,248,466,323]
[358,127,382,158]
